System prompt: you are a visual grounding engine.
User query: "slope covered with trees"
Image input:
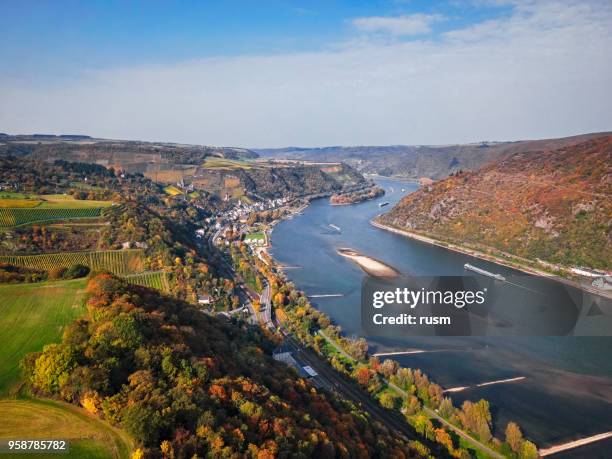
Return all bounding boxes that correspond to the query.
[22,274,423,458]
[378,136,612,270]
[257,132,611,180]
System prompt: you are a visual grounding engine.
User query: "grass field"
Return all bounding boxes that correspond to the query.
[0,398,133,458]
[163,185,182,196]
[0,249,145,275]
[245,232,265,242]
[125,271,170,292]
[0,279,87,396]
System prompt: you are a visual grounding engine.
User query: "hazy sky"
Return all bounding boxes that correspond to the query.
[1,0,611,147]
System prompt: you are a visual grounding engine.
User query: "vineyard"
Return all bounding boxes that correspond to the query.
[0,249,145,275]
[125,271,170,292]
[0,207,105,227]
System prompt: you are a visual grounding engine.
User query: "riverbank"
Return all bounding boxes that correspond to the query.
[370,218,612,300]
[267,185,612,455]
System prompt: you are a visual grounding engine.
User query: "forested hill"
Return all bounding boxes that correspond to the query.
[377,135,612,271]
[0,134,369,201]
[256,132,611,180]
[0,134,258,169]
[23,273,423,458]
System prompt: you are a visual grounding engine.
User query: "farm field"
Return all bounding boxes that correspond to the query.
[163,185,182,196]
[0,195,112,227]
[0,194,112,208]
[202,157,254,170]
[0,279,87,396]
[125,271,170,292]
[0,208,105,227]
[0,399,133,458]
[0,249,145,275]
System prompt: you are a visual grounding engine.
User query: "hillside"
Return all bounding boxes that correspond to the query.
[21,273,423,458]
[377,136,612,271]
[0,134,257,170]
[257,132,612,180]
[0,134,369,202]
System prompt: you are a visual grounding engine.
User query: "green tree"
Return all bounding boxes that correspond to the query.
[519,440,538,459]
[379,392,399,409]
[31,344,75,393]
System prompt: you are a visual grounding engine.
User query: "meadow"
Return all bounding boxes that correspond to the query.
[0,249,145,275]
[0,399,133,458]
[0,279,87,396]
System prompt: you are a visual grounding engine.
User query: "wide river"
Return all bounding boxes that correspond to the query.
[271,178,612,456]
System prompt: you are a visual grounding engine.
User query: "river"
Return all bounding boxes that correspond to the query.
[270,177,612,456]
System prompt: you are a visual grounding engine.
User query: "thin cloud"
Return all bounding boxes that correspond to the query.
[1,1,611,147]
[352,14,444,37]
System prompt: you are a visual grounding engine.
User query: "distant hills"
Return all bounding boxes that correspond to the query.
[256,132,612,180]
[377,134,612,271]
[0,134,367,201]
[0,134,258,170]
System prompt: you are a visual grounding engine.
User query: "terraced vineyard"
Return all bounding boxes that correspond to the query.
[125,271,170,292]
[0,249,145,275]
[0,207,105,227]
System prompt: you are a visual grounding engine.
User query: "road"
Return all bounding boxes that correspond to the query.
[258,281,273,328]
[207,219,495,457]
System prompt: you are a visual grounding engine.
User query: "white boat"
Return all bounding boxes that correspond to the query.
[464,263,506,281]
[329,224,341,232]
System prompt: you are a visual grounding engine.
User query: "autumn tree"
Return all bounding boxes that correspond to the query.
[438,397,454,419]
[354,366,371,386]
[402,395,421,415]
[380,358,399,378]
[434,428,454,454]
[505,421,523,453]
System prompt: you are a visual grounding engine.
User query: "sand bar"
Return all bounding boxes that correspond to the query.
[336,247,400,278]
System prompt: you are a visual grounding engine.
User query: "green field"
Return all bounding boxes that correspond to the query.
[0,399,133,458]
[0,208,106,227]
[202,157,254,170]
[125,271,170,292]
[245,232,265,242]
[0,250,145,275]
[0,195,112,228]
[0,279,87,396]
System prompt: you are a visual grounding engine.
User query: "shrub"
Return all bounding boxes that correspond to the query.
[64,264,90,279]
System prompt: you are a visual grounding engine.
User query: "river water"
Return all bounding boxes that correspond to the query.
[270,178,612,455]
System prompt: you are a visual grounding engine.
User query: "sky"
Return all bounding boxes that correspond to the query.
[0,0,611,148]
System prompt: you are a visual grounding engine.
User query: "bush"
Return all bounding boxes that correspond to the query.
[48,266,67,280]
[64,264,90,279]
